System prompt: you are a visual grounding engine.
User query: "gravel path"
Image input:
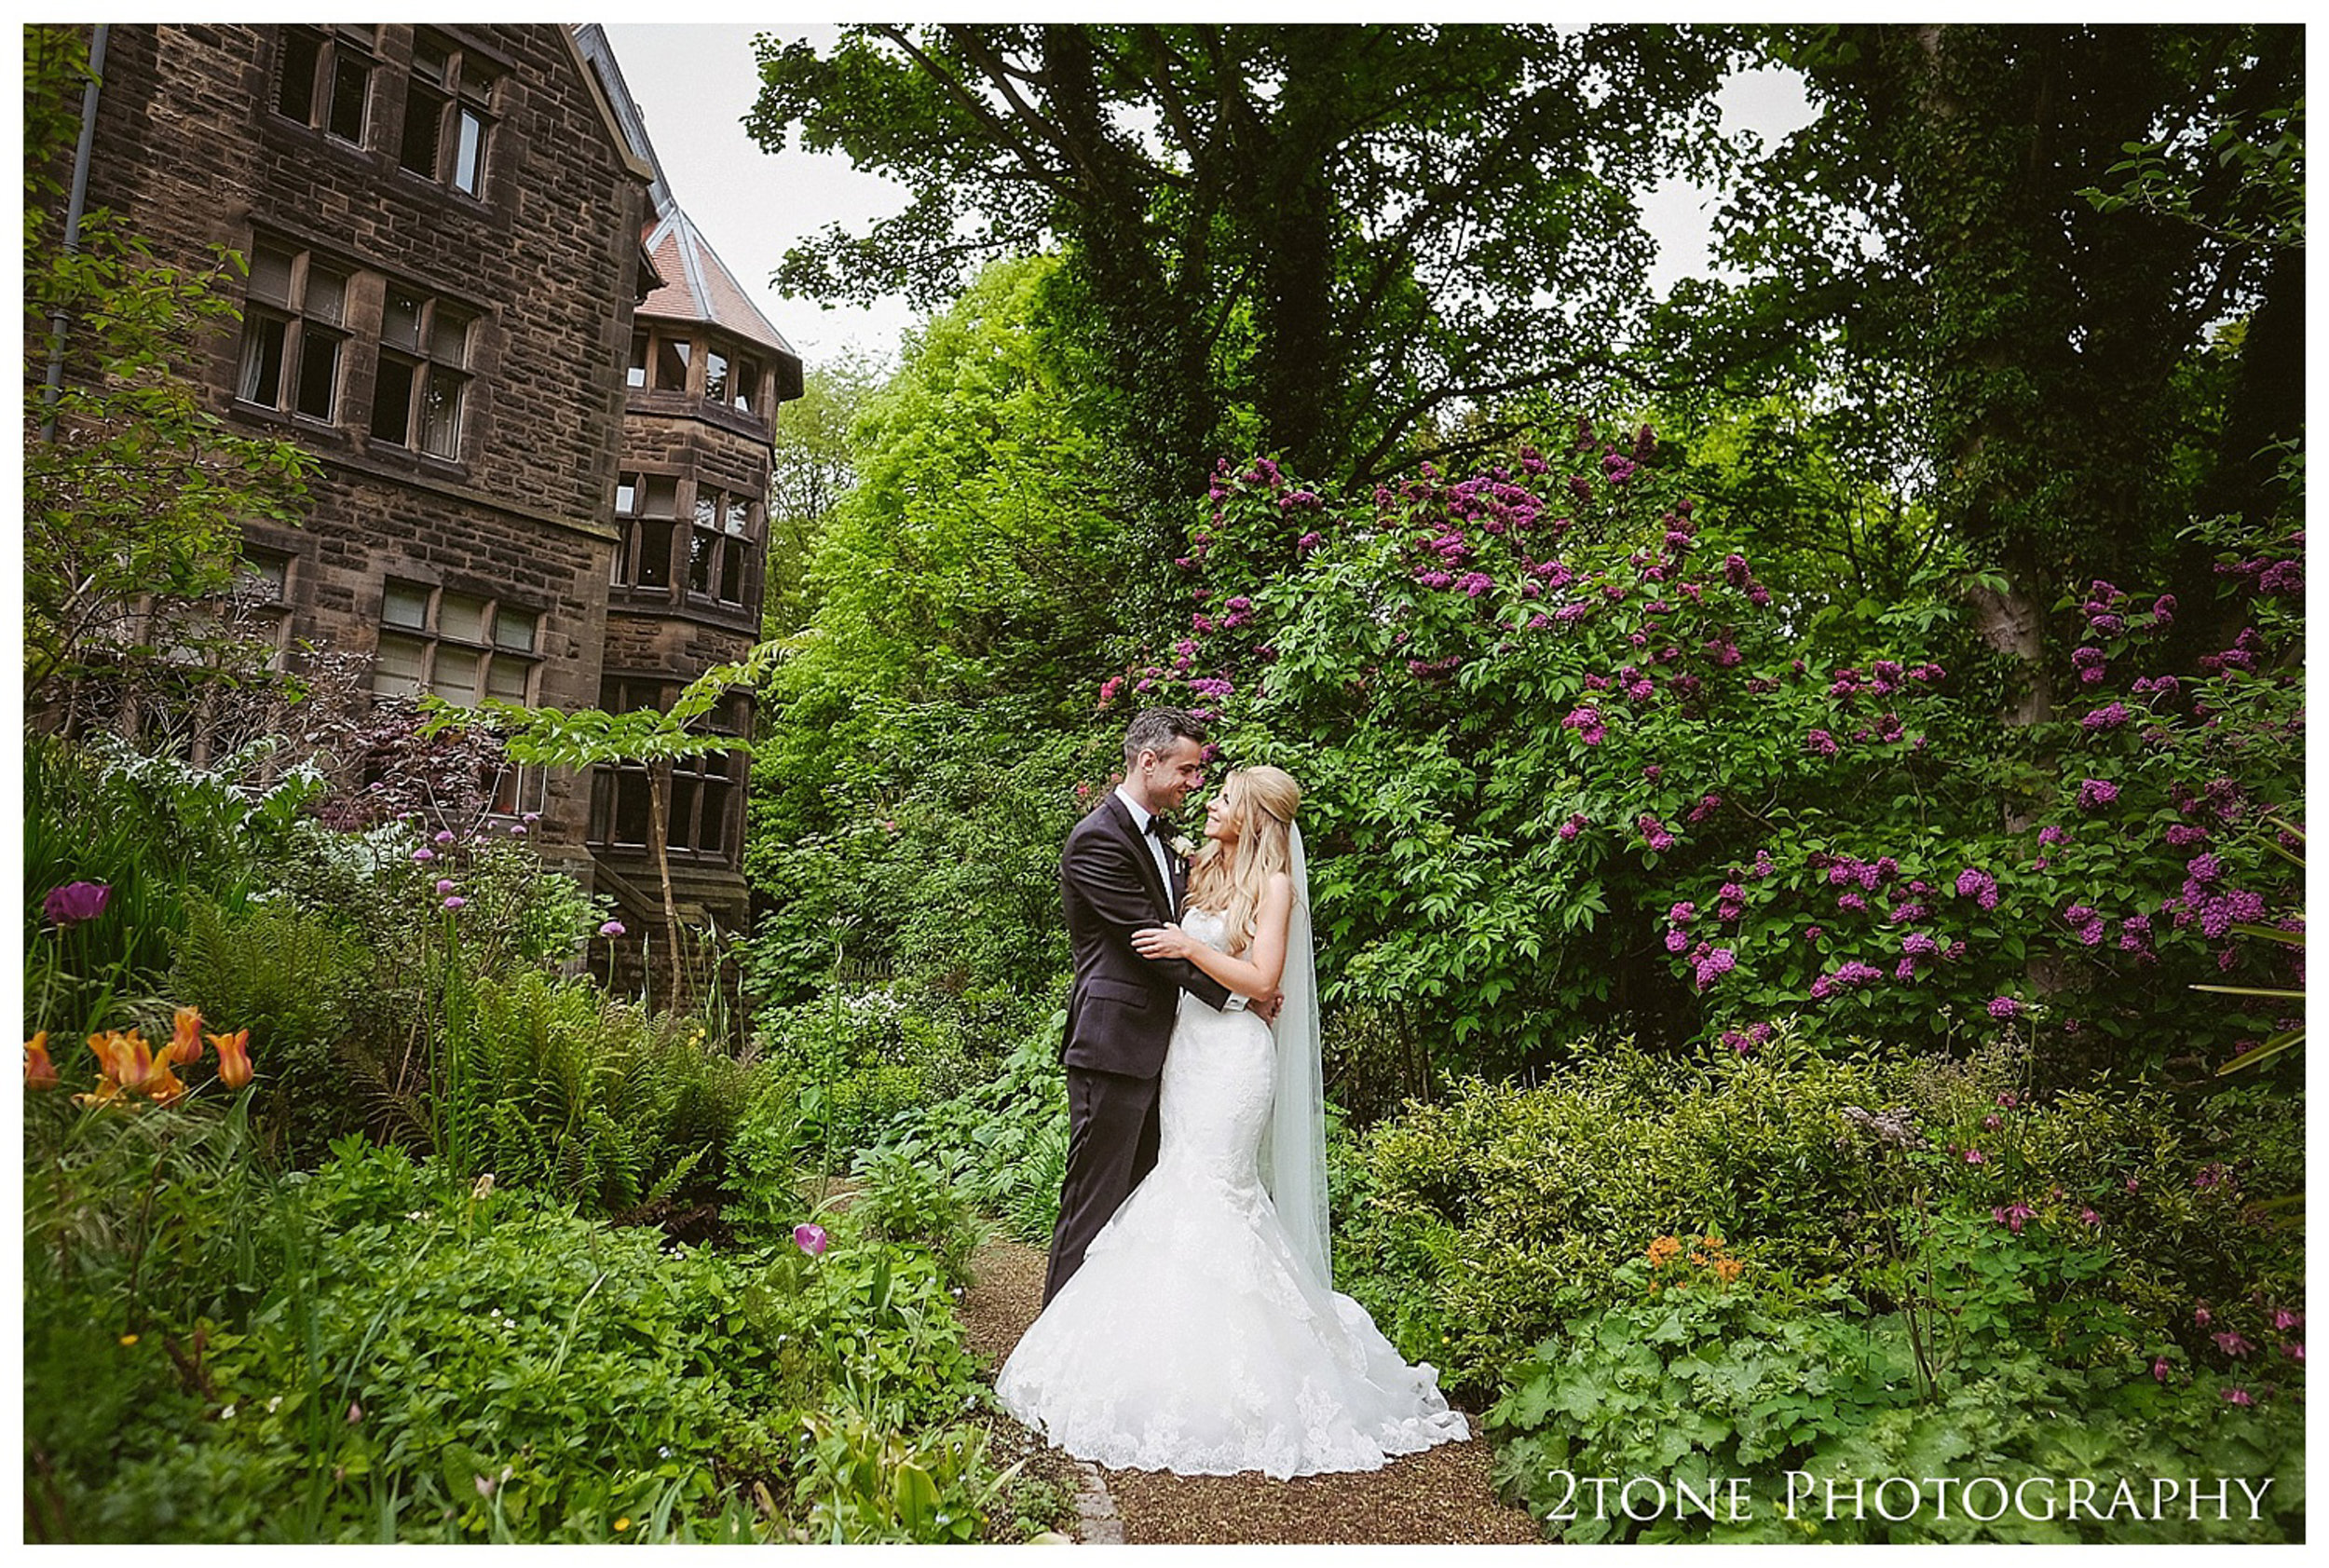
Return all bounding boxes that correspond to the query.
[958,1230,1545,1545]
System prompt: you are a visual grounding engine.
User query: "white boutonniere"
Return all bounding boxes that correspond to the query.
[1169,834,1196,859]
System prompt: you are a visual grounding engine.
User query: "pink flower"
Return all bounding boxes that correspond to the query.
[1993,1201,2033,1234]
[443,896,467,911]
[2213,1330,2254,1357]
[598,920,626,938]
[435,879,456,895]
[1964,1148,1988,1166]
[413,848,435,863]
[2153,1357,2172,1382]
[2221,1386,2254,1407]
[2272,1308,2304,1332]
[2195,1302,2213,1328]
[794,1222,829,1257]
[434,830,456,845]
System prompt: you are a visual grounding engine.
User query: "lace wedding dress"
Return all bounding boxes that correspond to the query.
[997,907,1469,1479]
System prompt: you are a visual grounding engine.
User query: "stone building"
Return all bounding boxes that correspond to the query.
[61,21,801,942]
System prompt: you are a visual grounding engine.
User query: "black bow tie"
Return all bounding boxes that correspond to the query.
[1145,814,1171,839]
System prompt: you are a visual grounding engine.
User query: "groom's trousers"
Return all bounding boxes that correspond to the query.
[1042,1064,1164,1305]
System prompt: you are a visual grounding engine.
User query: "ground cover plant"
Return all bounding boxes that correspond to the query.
[22,739,1037,1544]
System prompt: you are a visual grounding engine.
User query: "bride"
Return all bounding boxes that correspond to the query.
[997,765,1468,1479]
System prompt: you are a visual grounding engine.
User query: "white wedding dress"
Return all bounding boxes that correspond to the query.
[997,907,1468,1479]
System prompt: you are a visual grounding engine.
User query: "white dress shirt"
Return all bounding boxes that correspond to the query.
[1114,786,1178,905]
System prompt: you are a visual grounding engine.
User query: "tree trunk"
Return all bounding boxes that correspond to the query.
[646,758,684,1000]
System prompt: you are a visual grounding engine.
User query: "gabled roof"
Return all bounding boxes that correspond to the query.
[571,24,804,398]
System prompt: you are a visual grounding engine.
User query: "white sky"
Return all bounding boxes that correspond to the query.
[599,23,1818,375]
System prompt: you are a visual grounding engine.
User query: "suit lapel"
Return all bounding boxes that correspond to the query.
[1106,794,1174,920]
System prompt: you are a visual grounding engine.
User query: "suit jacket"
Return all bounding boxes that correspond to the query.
[1059,794,1233,1078]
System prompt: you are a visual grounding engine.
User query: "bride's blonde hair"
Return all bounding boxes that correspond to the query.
[1183,765,1301,955]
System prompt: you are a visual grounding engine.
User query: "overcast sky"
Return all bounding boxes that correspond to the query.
[599,24,1817,375]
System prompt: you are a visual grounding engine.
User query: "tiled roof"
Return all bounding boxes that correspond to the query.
[638,208,798,362]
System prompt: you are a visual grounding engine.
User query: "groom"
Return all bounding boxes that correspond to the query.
[1043,708,1274,1303]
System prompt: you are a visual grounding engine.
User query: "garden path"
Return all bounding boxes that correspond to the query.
[959,1231,1542,1545]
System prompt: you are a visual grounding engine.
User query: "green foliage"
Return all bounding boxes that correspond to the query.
[865,1015,1071,1247]
[848,1146,983,1290]
[748,24,1732,533]
[22,1121,1000,1544]
[1148,442,2303,1077]
[24,734,326,1038]
[764,351,884,639]
[794,1410,1014,1544]
[1488,1261,2304,1542]
[1656,23,2303,624]
[1337,1032,2305,1398]
[442,973,754,1214]
[170,896,373,1165]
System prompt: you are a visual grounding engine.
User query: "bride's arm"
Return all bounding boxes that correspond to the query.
[1131,874,1292,1002]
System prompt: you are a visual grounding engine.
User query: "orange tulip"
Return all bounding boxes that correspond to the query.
[89,1029,154,1088]
[25,1031,60,1090]
[209,1029,253,1090]
[143,1055,189,1107]
[75,1029,146,1109]
[167,1006,206,1066]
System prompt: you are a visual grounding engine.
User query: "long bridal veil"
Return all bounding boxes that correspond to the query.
[1260,822,1331,1288]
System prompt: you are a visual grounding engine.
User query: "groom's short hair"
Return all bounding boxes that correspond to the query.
[1124,707,1206,768]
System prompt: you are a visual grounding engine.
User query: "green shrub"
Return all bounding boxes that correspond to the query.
[170,896,375,1165]
[865,1013,1069,1244]
[443,973,753,1214]
[25,1133,998,1543]
[850,1147,982,1289]
[1338,1030,2306,1396]
[1488,1252,2305,1542]
[24,735,322,1037]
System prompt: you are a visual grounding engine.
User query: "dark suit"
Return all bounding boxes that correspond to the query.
[1042,793,1233,1302]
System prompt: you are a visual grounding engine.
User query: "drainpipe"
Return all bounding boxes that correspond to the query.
[40,23,110,443]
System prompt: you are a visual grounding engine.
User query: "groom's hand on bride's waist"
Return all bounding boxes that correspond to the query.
[1250,989,1283,1023]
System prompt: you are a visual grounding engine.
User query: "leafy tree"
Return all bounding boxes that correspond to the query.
[744,257,1124,1033]
[746,23,1733,538]
[1651,23,2304,719]
[420,646,779,969]
[754,254,1120,837]
[22,25,317,714]
[764,351,884,640]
